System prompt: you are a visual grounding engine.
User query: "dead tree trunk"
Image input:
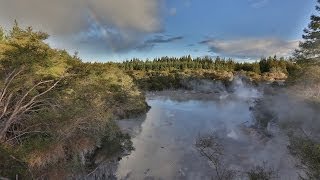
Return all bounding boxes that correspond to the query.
[0,69,60,142]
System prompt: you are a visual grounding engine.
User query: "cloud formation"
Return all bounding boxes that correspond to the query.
[0,0,163,56]
[136,35,183,51]
[200,38,299,59]
[0,0,162,35]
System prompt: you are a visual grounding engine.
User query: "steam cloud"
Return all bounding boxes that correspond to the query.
[185,77,305,178]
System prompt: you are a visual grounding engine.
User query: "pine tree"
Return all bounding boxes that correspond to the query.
[295,0,320,62]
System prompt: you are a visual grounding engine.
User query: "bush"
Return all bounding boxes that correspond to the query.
[247,163,278,180]
[288,136,320,179]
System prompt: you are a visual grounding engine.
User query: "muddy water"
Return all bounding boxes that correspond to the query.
[115,89,299,179]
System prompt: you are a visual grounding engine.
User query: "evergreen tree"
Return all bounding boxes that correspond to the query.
[295,0,320,62]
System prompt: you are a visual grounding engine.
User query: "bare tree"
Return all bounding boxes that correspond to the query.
[195,133,235,180]
[0,68,60,142]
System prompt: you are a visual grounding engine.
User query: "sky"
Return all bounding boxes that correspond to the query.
[0,0,316,62]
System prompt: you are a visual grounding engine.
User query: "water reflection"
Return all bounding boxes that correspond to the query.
[116,94,255,180]
[86,77,299,179]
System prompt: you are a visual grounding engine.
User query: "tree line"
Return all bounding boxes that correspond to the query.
[118,55,298,75]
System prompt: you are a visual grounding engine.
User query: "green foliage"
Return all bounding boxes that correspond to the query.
[259,56,291,74]
[119,55,295,75]
[132,71,184,91]
[0,23,64,77]
[0,27,4,42]
[0,23,148,178]
[117,55,297,91]
[288,65,320,101]
[95,120,134,160]
[0,145,30,179]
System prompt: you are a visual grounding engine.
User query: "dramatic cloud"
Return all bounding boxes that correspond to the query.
[0,0,163,57]
[200,38,299,59]
[136,35,183,51]
[0,0,162,35]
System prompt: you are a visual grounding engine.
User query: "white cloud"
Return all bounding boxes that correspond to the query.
[200,38,299,59]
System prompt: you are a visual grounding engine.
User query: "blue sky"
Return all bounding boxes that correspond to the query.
[0,0,316,61]
[132,0,315,61]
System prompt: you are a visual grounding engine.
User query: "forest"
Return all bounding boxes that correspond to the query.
[117,55,298,91]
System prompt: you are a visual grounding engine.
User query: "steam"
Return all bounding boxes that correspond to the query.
[230,76,261,99]
[192,76,303,178]
[219,76,262,142]
[183,79,227,93]
[210,76,320,179]
[257,89,320,140]
[181,75,261,100]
